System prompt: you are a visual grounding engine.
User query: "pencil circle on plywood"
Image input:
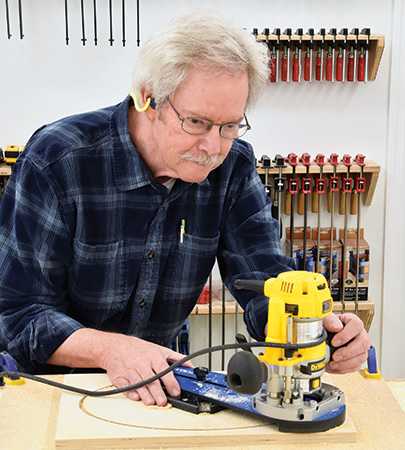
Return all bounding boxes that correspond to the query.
[79,385,270,431]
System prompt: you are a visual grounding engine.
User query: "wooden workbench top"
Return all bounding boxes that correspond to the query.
[0,372,404,450]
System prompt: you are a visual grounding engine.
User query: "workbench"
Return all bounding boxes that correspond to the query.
[0,372,404,449]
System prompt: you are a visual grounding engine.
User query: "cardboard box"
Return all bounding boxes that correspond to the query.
[311,227,342,302]
[339,228,369,301]
[286,227,316,272]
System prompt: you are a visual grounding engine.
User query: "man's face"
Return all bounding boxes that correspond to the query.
[148,67,249,183]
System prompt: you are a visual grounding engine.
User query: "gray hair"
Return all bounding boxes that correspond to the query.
[131,9,269,114]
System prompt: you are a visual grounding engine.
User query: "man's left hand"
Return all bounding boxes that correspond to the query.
[323,312,371,374]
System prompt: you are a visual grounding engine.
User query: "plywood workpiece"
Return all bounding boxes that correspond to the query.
[0,372,404,450]
[55,374,356,449]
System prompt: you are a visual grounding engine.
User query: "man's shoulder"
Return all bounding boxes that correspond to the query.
[22,103,118,170]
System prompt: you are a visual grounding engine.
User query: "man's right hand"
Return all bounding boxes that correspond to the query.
[47,328,193,406]
[102,334,193,406]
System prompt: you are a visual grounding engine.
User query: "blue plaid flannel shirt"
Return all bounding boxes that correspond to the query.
[0,96,295,373]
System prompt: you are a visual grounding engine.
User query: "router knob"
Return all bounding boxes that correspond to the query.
[227,351,267,395]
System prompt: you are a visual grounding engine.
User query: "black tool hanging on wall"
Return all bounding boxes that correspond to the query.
[64,0,69,44]
[93,0,98,45]
[80,0,86,46]
[5,0,12,39]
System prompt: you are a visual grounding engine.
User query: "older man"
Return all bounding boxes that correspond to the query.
[0,9,370,407]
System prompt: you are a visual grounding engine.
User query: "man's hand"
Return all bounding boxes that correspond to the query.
[102,335,193,406]
[323,312,371,374]
[47,328,192,407]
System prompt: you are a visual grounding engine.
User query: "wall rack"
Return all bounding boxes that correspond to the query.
[255,32,385,81]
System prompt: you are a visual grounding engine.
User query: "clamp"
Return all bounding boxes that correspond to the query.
[0,352,24,386]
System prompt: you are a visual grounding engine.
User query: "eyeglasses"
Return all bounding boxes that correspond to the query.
[167,99,251,139]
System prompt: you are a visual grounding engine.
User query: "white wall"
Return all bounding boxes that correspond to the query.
[0,1,402,376]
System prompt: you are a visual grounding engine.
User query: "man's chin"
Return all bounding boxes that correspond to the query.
[179,165,215,183]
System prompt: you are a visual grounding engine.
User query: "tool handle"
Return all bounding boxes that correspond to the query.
[350,191,358,215]
[281,55,288,82]
[336,55,343,81]
[358,54,365,81]
[316,54,322,81]
[312,191,319,213]
[285,191,292,215]
[297,192,305,215]
[339,191,346,215]
[327,190,332,213]
[270,55,277,83]
[292,56,299,82]
[234,279,265,293]
[304,55,311,81]
[326,54,333,81]
[347,54,355,81]
[326,330,352,360]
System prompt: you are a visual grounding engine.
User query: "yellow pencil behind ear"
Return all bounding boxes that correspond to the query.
[130,91,151,112]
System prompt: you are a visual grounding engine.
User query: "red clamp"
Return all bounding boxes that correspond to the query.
[288,153,298,166]
[288,153,298,195]
[355,154,366,192]
[300,153,311,194]
[342,154,352,167]
[315,154,325,166]
[329,153,339,191]
[315,154,326,194]
[342,154,353,193]
[329,153,339,166]
[355,154,366,167]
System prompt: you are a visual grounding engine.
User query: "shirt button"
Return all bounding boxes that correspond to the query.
[160,207,165,212]
[139,300,146,307]
[147,251,154,259]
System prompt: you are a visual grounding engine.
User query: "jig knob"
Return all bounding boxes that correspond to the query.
[227,351,267,395]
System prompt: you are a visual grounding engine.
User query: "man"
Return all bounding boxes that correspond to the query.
[0,9,370,407]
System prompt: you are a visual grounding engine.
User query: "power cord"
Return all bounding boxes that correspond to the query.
[0,330,327,397]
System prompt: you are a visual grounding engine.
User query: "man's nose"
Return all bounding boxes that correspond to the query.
[201,125,223,156]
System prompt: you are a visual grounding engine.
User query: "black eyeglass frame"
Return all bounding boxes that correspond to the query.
[167,99,251,139]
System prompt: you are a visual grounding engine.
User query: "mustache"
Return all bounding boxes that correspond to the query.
[179,152,224,167]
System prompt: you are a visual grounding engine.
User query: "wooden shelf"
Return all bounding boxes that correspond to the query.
[192,297,375,332]
[255,32,385,81]
[257,158,380,207]
[0,165,12,176]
